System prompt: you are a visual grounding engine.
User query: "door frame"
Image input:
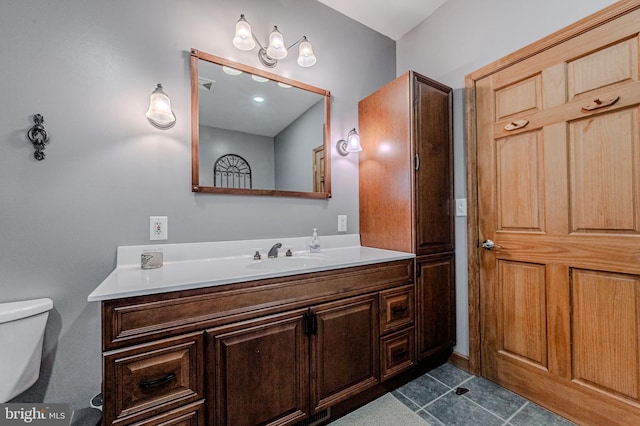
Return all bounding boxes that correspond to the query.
[463,0,640,376]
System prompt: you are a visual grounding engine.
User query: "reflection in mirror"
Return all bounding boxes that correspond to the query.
[191,49,331,198]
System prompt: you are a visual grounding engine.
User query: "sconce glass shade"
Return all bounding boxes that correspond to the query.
[336,128,362,156]
[146,84,176,129]
[266,26,288,60]
[233,15,255,51]
[346,128,362,152]
[297,37,317,67]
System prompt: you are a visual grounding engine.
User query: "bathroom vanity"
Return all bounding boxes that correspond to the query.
[89,236,416,425]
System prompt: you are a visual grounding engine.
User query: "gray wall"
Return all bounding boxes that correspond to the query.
[0,0,395,413]
[396,0,618,357]
[275,99,325,192]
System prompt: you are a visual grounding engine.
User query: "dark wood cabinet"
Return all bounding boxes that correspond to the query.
[101,259,414,426]
[310,295,379,412]
[207,310,310,426]
[359,70,455,366]
[416,253,455,360]
[207,295,380,425]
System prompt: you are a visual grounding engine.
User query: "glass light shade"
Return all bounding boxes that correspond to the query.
[346,129,362,152]
[146,84,176,129]
[232,15,255,51]
[297,38,316,67]
[266,26,288,60]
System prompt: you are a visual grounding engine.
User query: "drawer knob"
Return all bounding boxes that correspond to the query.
[139,373,176,391]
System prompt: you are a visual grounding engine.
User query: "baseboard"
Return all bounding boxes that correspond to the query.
[448,351,470,372]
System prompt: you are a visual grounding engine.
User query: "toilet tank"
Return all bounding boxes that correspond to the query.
[0,298,53,403]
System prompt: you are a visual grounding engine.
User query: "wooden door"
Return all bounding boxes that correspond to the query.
[313,145,325,192]
[413,75,455,256]
[416,253,455,361]
[477,7,640,425]
[206,310,309,426]
[310,295,379,412]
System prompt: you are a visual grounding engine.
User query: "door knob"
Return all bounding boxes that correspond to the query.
[482,240,502,250]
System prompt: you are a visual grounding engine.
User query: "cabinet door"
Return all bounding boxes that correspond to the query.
[414,74,455,256]
[310,295,379,412]
[207,310,309,426]
[416,253,456,360]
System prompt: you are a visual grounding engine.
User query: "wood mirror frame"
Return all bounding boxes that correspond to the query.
[190,48,331,198]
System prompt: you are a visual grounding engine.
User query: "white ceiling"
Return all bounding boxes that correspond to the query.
[317,0,449,40]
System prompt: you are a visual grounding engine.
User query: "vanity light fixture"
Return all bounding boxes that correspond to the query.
[232,14,317,68]
[336,128,362,156]
[146,84,176,129]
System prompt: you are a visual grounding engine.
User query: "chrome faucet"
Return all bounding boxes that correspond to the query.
[268,242,282,258]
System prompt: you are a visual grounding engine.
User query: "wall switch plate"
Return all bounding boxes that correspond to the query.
[338,215,347,232]
[455,199,467,217]
[150,216,168,240]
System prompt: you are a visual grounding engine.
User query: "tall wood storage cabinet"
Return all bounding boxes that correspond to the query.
[359,71,455,364]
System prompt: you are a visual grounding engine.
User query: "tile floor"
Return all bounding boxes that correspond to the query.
[351,363,576,425]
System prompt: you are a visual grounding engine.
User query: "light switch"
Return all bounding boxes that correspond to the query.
[455,199,467,217]
[338,215,347,232]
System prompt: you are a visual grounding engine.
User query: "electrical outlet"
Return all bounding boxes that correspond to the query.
[150,216,168,240]
[338,215,347,232]
[455,199,467,217]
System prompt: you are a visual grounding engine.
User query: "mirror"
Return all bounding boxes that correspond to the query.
[190,48,331,198]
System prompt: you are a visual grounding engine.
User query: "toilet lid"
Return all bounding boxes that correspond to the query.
[0,298,53,324]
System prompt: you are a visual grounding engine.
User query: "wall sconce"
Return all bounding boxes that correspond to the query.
[336,128,362,156]
[27,114,49,161]
[232,14,317,68]
[146,84,176,129]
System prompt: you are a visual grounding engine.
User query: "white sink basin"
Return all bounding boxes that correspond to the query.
[245,254,329,271]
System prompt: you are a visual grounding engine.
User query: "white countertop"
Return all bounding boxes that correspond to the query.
[87,235,414,301]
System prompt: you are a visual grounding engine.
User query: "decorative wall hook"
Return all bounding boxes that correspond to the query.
[27,114,49,161]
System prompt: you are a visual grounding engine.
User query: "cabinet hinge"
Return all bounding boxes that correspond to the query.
[305,312,318,336]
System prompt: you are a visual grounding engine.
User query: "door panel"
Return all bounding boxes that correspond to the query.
[498,261,547,368]
[571,269,640,400]
[477,9,640,424]
[569,107,640,233]
[567,37,638,99]
[497,131,544,231]
[495,74,542,119]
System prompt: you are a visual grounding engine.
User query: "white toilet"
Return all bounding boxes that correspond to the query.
[0,298,53,403]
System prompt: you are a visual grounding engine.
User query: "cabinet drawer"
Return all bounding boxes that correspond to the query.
[130,400,204,426]
[103,333,204,425]
[380,327,415,381]
[379,285,414,335]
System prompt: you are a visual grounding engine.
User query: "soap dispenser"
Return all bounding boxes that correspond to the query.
[309,228,321,253]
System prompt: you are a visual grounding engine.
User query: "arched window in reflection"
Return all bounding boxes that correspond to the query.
[213,154,252,189]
